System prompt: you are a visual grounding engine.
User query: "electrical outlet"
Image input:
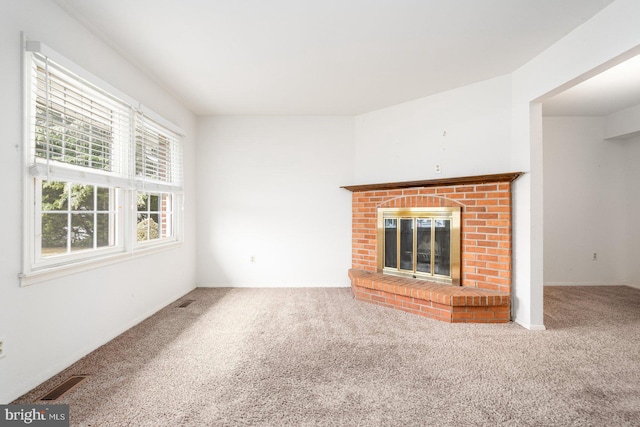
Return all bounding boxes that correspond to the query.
[435,164,442,174]
[250,255,256,263]
[592,252,598,261]
[0,337,5,359]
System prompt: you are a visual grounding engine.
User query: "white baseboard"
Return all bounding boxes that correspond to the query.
[196,283,350,288]
[544,282,626,287]
[514,318,546,331]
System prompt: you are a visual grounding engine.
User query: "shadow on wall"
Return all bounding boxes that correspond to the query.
[195,214,232,286]
[12,287,234,405]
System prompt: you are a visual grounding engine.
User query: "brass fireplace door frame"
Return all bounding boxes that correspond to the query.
[377,207,461,285]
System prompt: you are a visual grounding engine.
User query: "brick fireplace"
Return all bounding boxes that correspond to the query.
[342,172,522,323]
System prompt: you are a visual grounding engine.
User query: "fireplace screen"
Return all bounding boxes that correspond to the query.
[378,207,460,285]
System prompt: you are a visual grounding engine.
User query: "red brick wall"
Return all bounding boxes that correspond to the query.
[351,182,513,293]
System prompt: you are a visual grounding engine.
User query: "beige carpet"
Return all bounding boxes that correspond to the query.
[14,286,640,426]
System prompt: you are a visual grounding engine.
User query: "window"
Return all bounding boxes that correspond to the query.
[377,207,461,285]
[136,192,173,243]
[133,112,182,245]
[21,41,184,285]
[135,116,178,184]
[38,181,118,260]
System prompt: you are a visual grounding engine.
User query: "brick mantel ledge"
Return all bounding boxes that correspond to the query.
[349,269,510,323]
[341,172,523,192]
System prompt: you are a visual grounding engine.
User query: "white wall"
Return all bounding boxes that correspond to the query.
[354,75,512,183]
[543,117,627,285]
[624,136,640,287]
[0,1,197,403]
[196,116,354,287]
[511,0,640,329]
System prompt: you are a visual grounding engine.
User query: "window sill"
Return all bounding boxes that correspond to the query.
[19,241,183,287]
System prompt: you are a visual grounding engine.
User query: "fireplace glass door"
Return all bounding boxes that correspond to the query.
[378,207,460,285]
[399,218,414,270]
[416,218,432,273]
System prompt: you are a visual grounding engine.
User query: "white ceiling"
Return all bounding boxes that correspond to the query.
[543,53,640,117]
[55,0,618,116]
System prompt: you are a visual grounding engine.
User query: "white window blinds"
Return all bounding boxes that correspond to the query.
[26,42,184,191]
[135,112,183,191]
[28,51,131,184]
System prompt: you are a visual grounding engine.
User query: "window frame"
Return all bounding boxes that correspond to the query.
[135,191,176,246]
[34,179,123,268]
[20,39,184,287]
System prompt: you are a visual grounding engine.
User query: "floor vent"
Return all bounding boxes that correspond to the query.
[178,299,195,308]
[38,375,88,401]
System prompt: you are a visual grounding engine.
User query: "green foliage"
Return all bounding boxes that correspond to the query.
[41,181,104,252]
[137,192,147,210]
[137,217,159,241]
[34,105,112,171]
